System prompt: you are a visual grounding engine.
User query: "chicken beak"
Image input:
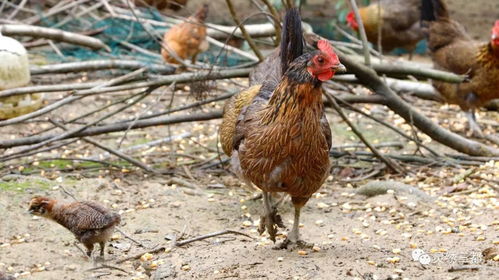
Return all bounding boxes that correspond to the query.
[333,63,347,73]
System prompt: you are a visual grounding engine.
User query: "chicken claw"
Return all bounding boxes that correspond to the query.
[258,192,285,242]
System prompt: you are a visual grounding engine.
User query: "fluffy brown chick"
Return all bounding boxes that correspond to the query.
[161,3,209,64]
[28,196,121,258]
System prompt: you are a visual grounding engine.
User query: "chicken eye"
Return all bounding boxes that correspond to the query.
[317,56,324,64]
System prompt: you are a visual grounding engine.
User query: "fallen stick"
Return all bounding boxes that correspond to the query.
[116,230,253,264]
[30,60,176,75]
[93,132,192,161]
[370,62,465,83]
[0,110,223,149]
[175,229,254,246]
[121,92,236,122]
[0,68,249,128]
[325,92,405,174]
[0,81,102,99]
[447,266,480,272]
[49,113,159,174]
[0,68,147,128]
[332,75,442,101]
[0,24,109,50]
[337,51,499,156]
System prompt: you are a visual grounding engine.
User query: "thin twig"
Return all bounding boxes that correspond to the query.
[324,91,405,173]
[115,228,145,247]
[349,0,371,66]
[0,110,223,151]
[225,0,264,61]
[50,120,159,174]
[175,230,254,246]
[86,264,129,274]
[255,0,281,45]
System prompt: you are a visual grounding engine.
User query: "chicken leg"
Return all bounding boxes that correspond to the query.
[466,110,483,137]
[279,198,314,249]
[258,192,284,242]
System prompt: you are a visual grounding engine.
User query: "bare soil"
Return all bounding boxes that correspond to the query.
[0,79,498,279]
[1,1,499,279]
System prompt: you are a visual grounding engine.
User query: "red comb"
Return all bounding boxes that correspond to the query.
[317,40,335,58]
[493,20,499,34]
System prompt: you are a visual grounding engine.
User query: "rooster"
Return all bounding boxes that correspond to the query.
[421,0,499,135]
[346,0,426,57]
[161,3,209,64]
[28,196,121,259]
[220,8,344,247]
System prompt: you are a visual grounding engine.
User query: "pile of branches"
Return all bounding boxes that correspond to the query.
[0,0,498,178]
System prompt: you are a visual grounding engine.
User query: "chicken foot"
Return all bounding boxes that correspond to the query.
[278,205,314,250]
[258,191,284,242]
[465,109,499,145]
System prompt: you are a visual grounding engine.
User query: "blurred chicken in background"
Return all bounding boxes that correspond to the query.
[161,3,209,64]
[421,0,499,136]
[346,0,426,58]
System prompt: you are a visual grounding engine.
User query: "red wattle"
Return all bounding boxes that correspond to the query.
[317,70,333,81]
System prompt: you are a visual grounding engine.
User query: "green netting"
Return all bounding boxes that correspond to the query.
[36,13,250,67]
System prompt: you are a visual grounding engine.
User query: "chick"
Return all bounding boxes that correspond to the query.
[28,196,121,259]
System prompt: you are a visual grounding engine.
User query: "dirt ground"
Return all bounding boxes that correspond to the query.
[0,78,498,280]
[1,1,499,279]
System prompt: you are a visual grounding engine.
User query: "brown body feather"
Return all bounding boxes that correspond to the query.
[161,4,208,64]
[29,197,121,257]
[220,85,261,156]
[235,77,331,206]
[221,52,332,206]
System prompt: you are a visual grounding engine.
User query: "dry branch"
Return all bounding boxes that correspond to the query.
[30,60,176,75]
[325,92,405,174]
[0,81,103,98]
[349,0,371,66]
[370,62,465,83]
[0,24,109,50]
[0,68,249,128]
[0,110,222,150]
[337,52,499,156]
[225,0,264,61]
[51,120,158,173]
[0,68,147,127]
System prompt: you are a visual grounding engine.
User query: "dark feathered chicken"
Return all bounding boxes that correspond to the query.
[220,8,344,247]
[346,0,426,56]
[421,0,499,135]
[28,196,121,258]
